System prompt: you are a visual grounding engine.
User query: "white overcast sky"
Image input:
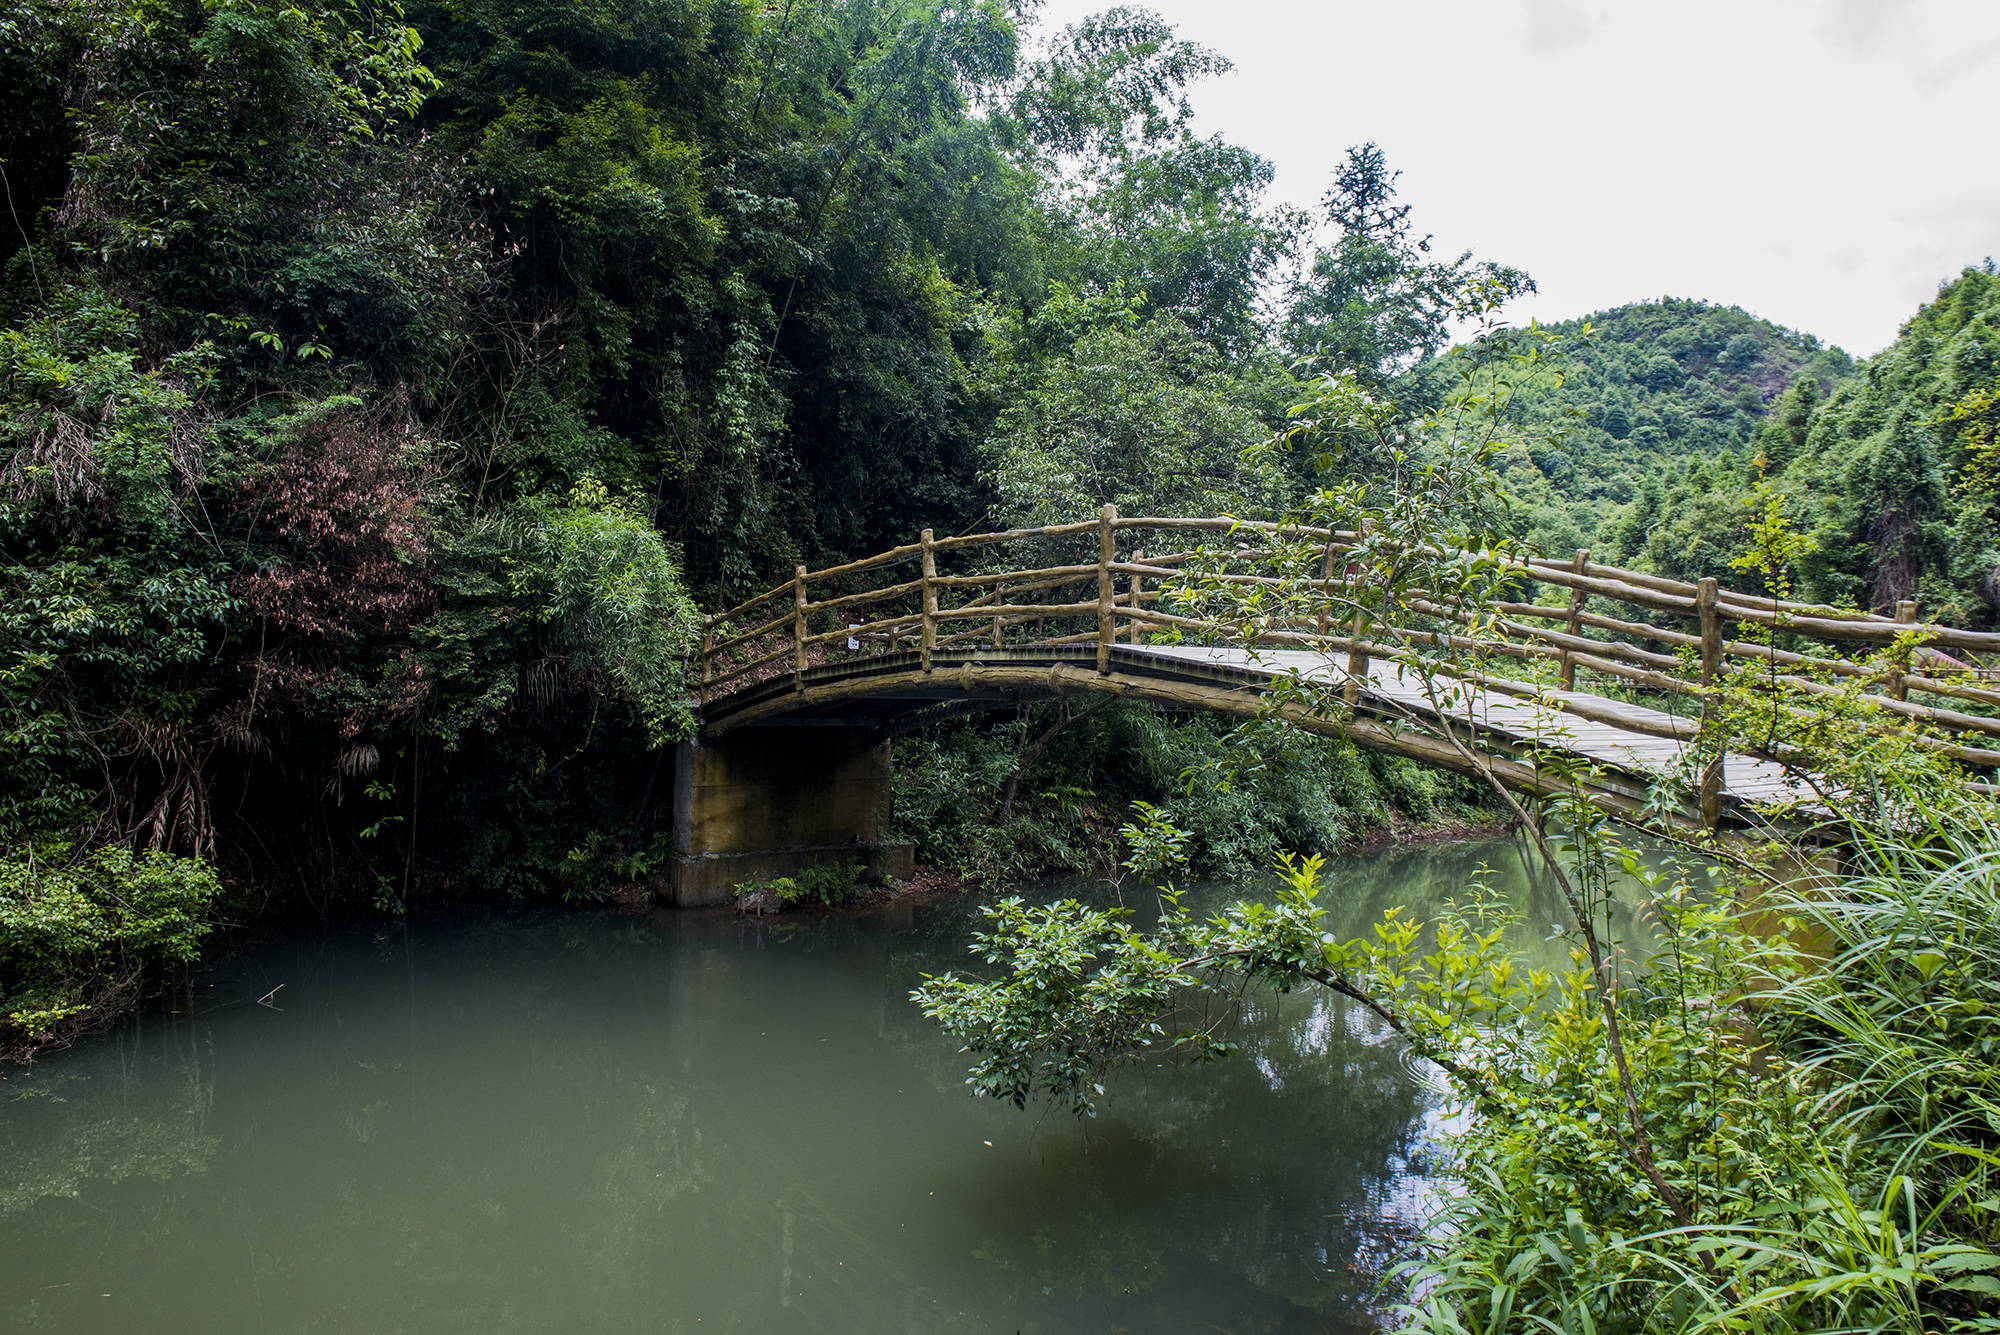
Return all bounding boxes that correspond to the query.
[1027,0,2000,356]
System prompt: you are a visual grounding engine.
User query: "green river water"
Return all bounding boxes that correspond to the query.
[0,835,1649,1334]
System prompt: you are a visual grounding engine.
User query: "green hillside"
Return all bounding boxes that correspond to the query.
[1779,263,2000,620]
[1585,265,2000,624]
[1483,298,1856,556]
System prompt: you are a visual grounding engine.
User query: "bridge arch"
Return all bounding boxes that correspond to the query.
[666,511,2000,905]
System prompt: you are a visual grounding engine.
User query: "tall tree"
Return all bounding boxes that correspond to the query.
[1286,143,1533,418]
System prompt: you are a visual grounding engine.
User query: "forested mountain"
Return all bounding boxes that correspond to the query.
[1765,263,2000,619]
[1584,266,2000,623]
[1483,299,1855,557]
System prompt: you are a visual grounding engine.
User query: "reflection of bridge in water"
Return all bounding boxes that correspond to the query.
[668,510,2000,905]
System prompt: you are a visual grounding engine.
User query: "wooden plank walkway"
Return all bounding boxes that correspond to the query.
[1133,645,1814,809]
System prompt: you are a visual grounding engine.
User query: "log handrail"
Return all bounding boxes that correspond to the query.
[749,514,1975,643]
[1558,548,1588,691]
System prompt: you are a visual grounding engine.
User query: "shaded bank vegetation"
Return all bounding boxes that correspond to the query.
[891,704,1491,885]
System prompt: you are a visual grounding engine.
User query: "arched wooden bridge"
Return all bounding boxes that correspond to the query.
[668,509,2000,904]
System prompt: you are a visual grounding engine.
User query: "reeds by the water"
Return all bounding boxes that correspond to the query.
[1392,794,2000,1333]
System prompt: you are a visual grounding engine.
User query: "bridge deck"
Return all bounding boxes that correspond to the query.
[704,640,1815,820]
[1134,645,1809,808]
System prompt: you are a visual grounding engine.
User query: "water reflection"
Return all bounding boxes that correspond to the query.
[0,835,1676,1334]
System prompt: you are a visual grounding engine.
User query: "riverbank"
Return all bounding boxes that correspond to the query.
[1351,809,1519,853]
[885,804,1516,903]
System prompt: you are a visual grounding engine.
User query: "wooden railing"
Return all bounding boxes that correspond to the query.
[699,508,2000,822]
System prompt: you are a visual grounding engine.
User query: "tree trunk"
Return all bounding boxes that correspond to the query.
[998,697,1115,821]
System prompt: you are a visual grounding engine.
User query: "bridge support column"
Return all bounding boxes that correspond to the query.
[666,727,915,907]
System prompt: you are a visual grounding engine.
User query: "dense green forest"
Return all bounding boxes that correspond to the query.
[5,0,1998,1041]
[1484,273,2000,625]
[1,0,1527,1044]
[1630,264,2000,622]
[1487,298,1856,555]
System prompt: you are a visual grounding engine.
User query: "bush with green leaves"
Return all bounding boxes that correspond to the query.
[889,703,1487,883]
[497,478,704,747]
[0,302,234,846]
[793,861,867,906]
[0,844,221,1055]
[732,861,868,910]
[1387,795,2000,1333]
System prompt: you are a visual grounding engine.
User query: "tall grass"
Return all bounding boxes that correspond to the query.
[1391,802,2000,1334]
[1760,816,2000,1256]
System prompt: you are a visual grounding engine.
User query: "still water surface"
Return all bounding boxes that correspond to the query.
[0,836,1637,1334]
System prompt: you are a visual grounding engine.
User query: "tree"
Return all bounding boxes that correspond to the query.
[1060,134,1300,358]
[1007,6,1228,167]
[1285,143,1534,419]
[983,297,1289,528]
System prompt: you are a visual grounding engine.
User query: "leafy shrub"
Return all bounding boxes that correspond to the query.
[889,704,1488,881]
[495,478,704,746]
[793,861,866,905]
[0,844,221,1054]
[1390,819,2000,1334]
[733,861,867,910]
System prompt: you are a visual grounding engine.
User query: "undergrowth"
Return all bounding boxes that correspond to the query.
[890,702,1491,884]
[1392,820,2000,1331]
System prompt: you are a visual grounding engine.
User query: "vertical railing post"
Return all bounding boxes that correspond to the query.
[1697,575,1725,830]
[1344,618,1368,706]
[1318,538,1336,639]
[992,581,1005,649]
[792,566,809,692]
[1343,520,1371,707]
[699,618,713,708]
[1887,598,1917,701]
[1096,504,1116,673]
[920,528,937,672]
[1559,547,1589,692]
[1127,550,1145,643]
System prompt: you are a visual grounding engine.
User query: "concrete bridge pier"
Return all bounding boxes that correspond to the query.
[666,725,916,907]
